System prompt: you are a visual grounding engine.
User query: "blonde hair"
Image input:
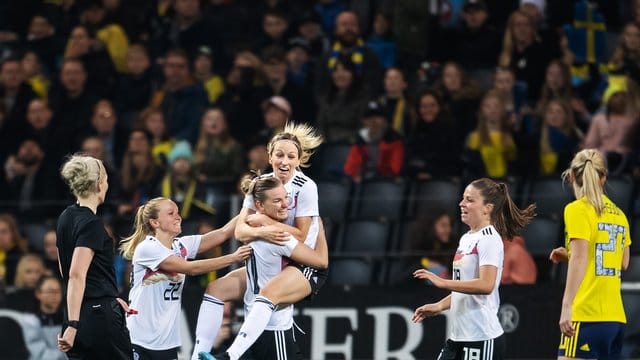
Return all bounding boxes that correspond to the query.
[267,122,323,168]
[499,10,538,67]
[562,149,607,216]
[120,197,169,260]
[14,254,45,289]
[0,213,28,253]
[240,172,281,203]
[476,89,511,146]
[539,99,583,155]
[60,155,106,198]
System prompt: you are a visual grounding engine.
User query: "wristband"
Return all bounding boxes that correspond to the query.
[67,320,80,329]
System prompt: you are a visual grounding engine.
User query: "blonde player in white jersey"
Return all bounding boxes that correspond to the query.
[192,123,327,359]
[120,198,252,360]
[412,178,536,360]
[212,174,328,360]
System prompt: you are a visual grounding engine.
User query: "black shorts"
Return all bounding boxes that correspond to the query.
[132,344,178,360]
[65,297,133,360]
[250,328,302,360]
[291,263,328,300]
[437,334,505,360]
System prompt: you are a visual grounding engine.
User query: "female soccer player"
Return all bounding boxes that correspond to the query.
[121,197,251,359]
[550,149,631,359]
[412,178,536,360]
[192,123,325,359]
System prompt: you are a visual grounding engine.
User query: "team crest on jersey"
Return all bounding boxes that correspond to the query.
[177,242,187,258]
[288,190,299,210]
[142,268,183,285]
[452,243,478,266]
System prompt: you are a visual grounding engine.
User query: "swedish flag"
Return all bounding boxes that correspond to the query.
[564,0,607,64]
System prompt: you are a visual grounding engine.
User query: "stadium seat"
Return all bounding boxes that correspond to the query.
[317,180,352,222]
[409,178,461,219]
[605,176,635,215]
[340,220,391,253]
[632,216,640,255]
[312,142,351,179]
[521,217,562,257]
[328,259,375,285]
[623,292,640,340]
[527,177,574,220]
[623,255,640,282]
[351,178,407,221]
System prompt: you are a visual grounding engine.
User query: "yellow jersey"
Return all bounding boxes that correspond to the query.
[564,195,631,323]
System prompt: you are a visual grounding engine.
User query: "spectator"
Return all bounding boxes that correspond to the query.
[344,100,404,182]
[151,48,208,144]
[21,50,51,100]
[41,228,60,278]
[63,24,118,98]
[584,83,639,176]
[114,44,156,130]
[261,45,315,123]
[135,107,175,168]
[293,10,330,61]
[0,213,28,287]
[24,99,58,157]
[463,90,518,179]
[253,9,291,55]
[48,58,99,154]
[609,22,640,84]
[454,0,502,85]
[285,37,315,90]
[193,45,225,104]
[80,135,122,218]
[499,9,555,101]
[433,61,484,150]
[536,99,584,176]
[316,54,369,142]
[366,12,397,69]
[6,253,45,312]
[85,99,128,169]
[194,107,245,185]
[158,141,216,237]
[244,137,271,174]
[4,137,63,222]
[376,67,412,136]
[492,66,528,129]
[501,235,537,284]
[78,1,130,74]
[406,90,460,179]
[31,276,65,360]
[315,10,383,96]
[0,55,38,142]
[260,95,291,138]
[24,14,64,75]
[217,50,270,143]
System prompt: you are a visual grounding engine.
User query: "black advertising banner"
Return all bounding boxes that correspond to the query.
[183,283,567,359]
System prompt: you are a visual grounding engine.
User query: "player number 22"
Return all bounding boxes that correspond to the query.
[164,282,181,301]
[595,222,625,277]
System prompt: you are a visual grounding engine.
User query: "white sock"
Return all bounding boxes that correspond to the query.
[226,296,276,360]
[191,294,225,360]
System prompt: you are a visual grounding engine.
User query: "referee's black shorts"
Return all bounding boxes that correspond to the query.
[250,327,302,360]
[65,297,132,360]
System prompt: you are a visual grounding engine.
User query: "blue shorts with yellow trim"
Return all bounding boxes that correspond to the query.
[558,321,625,359]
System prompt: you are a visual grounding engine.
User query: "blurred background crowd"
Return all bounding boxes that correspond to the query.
[1,0,640,355]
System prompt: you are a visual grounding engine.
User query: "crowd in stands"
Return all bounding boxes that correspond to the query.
[1,1,640,344]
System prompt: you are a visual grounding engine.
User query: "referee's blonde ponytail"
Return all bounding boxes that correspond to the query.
[562,149,607,216]
[120,197,167,260]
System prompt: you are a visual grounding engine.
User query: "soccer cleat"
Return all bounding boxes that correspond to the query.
[198,351,230,360]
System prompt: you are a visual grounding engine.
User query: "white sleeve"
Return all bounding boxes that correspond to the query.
[242,194,256,211]
[274,237,299,257]
[477,234,503,267]
[295,181,319,217]
[177,235,202,259]
[134,241,173,271]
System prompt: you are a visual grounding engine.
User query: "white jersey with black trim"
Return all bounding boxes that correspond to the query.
[244,236,300,330]
[242,170,319,248]
[127,234,201,350]
[450,225,504,342]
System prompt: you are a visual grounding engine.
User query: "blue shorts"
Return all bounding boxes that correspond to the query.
[557,322,625,359]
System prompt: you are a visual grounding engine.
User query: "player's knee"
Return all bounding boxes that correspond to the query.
[258,287,279,304]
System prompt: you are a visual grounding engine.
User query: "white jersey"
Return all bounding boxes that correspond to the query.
[127,234,201,350]
[450,225,504,341]
[244,237,299,330]
[242,171,319,248]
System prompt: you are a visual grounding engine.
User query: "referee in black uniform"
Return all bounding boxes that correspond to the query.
[56,155,132,359]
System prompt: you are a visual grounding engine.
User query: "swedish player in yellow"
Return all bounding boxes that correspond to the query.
[549,149,631,360]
